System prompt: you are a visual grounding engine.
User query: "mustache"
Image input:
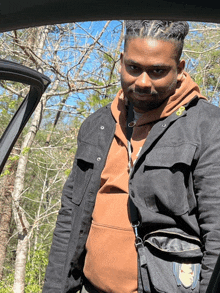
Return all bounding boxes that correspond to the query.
[133,88,157,96]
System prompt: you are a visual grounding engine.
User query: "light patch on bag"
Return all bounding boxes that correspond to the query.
[173,262,201,290]
[179,263,194,288]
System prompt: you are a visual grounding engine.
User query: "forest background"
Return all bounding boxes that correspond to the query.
[0,20,220,293]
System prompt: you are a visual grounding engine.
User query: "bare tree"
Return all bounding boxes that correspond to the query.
[0,160,16,279]
[184,22,220,105]
[0,21,124,292]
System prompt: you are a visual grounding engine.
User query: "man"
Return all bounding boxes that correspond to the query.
[43,20,220,293]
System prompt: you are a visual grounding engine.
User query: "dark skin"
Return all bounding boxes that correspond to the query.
[119,37,185,113]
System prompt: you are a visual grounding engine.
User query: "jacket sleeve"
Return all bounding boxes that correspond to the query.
[193,113,220,293]
[42,129,82,293]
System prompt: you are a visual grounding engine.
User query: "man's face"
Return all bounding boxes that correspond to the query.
[119,38,185,113]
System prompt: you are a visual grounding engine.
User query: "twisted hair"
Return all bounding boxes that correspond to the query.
[124,20,189,61]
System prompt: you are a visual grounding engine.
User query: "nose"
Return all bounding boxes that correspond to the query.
[135,72,151,89]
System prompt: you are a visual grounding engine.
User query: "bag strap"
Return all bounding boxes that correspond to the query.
[126,102,140,229]
[126,102,150,292]
[126,102,139,225]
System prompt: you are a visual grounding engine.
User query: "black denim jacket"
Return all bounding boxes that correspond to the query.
[43,97,220,293]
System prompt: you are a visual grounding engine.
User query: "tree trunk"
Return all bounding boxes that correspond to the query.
[12,236,29,292]
[0,151,20,280]
[12,94,47,292]
[0,172,13,279]
[12,26,49,293]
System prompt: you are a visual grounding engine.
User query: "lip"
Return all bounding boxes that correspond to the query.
[133,93,154,100]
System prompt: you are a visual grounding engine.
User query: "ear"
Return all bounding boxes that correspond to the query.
[119,52,124,73]
[177,59,185,82]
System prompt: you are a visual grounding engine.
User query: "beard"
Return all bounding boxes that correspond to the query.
[127,94,165,112]
[128,96,167,112]
[122,80,178,113]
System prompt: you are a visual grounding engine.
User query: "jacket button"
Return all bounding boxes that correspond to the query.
[97,157,101,161]
[161,123,166,128]
[100,126,105,130]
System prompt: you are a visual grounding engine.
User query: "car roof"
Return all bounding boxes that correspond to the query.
[1,0,220,33]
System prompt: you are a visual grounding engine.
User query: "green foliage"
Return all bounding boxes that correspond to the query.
[64,169,71,176]
[22,147,31,155]
[0,83,26,135]
[0,247,49,293]
[8,155,19,161]
[25,246,48,293]
[0,169,11,177]
[0,268,14,293]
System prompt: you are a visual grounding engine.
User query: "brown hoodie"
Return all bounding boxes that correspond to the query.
[83,72,206,293]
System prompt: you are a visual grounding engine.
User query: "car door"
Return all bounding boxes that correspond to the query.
[0,59,50,173]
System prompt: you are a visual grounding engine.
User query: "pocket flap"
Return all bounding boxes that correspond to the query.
[144,143,197,167]
[75,141,97,164]
[71,142,95,205]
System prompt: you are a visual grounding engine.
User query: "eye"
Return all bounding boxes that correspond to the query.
[150,68,167,76]
[152,69,165,75]
[129,65,139,71]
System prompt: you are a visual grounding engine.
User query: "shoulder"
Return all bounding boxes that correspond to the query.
[84,103,112,122]
[80,103,112,129]
[190,98,220,145]
[197,98,220,113]
[78,103,114,142]
[188,98,220,122]
[195,99,220,130]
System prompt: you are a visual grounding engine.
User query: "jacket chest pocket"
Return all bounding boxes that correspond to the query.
[71,142,96,205]
[140,143,197,216]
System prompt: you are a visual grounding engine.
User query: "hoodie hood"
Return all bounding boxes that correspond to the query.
[111,71,207,127]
